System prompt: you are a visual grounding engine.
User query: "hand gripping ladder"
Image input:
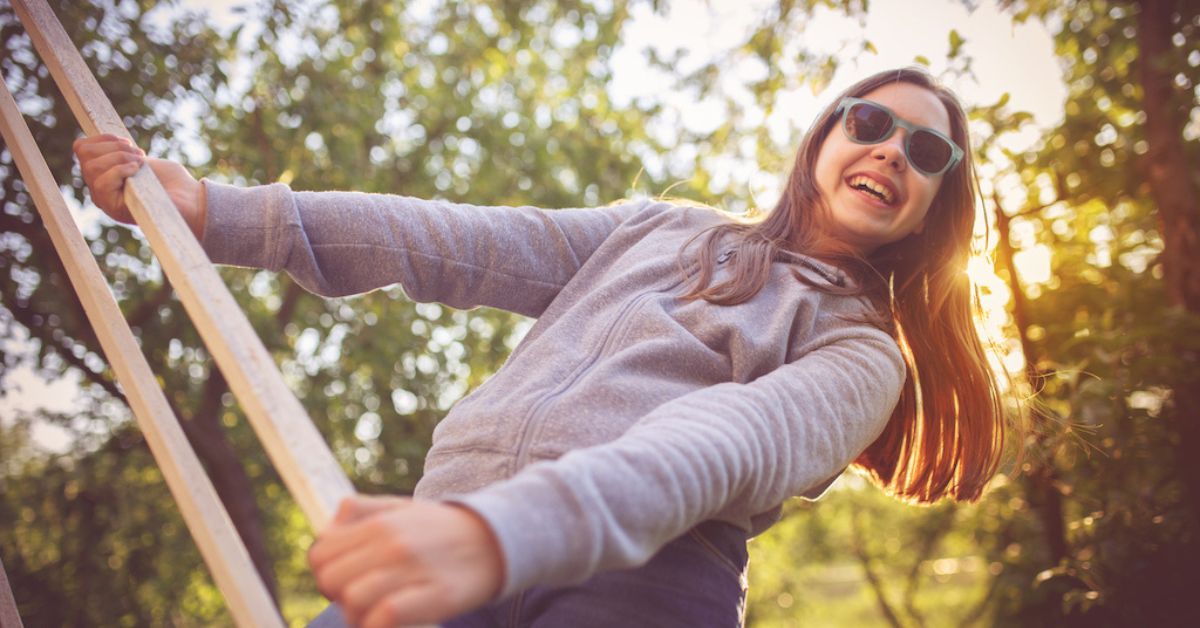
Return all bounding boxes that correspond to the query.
[0,2,434,625]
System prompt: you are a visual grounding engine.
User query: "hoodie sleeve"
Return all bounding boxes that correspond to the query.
[198,179,652,318]
[445,324,906,599]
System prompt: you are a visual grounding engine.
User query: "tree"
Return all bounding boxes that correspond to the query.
[972,0,1200,623]
[16,0,1194,625]
[2,2,250,623]
[2,0,697,622]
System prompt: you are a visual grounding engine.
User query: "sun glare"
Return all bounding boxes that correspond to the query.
[965,251,1027,391]
[1013,244,1053,286]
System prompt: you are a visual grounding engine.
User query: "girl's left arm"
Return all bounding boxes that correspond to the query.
[450,324,906,600]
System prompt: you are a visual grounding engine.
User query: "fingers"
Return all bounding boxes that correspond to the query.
[306,499,501,626]
[90,155,144,222]
[338,566,425,626]
[360,585,447,628]
[73,134,145,223]
[84,150,144,188]
[74,134,143,171]
[311,508,400,571]
[314,540,410,601]
[333,494,409,525]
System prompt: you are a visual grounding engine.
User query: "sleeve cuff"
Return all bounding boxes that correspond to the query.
[199,178,296,271]
[440,467,591,600]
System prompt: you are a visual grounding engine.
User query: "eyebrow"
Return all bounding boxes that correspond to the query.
[868,98,950,134]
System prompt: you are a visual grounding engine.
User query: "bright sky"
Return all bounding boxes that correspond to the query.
[610,0,1064,130]
[2,0,1064,453]
[168,0,1062,228]
[185,0,1064,119]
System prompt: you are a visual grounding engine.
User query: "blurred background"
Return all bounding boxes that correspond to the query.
[1,0,1197,625]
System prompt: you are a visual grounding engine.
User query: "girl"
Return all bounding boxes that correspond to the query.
[74,66,1007,627]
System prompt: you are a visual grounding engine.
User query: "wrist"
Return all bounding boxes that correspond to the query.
[446,502,506,598]
[192,179,207,240]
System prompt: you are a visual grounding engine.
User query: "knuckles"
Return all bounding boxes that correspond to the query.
[424,580,453,611]
[340,582,371,615]
[375,595,404,627]
[306,544,323,570]
[365,516,396,540]
[334,497,360,523]
[370,521,413,565]
[312,568,340,601]
[383,537,412,564]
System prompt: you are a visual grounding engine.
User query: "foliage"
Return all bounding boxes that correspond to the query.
[980,0,1200,624]
[1,0,1198,626]
[2,0,715,622]
[2,1,240,624]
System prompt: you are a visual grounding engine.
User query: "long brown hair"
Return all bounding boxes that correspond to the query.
[676,67,1007,503]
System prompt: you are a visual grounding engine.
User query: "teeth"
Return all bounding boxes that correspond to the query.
[849,175,895,204]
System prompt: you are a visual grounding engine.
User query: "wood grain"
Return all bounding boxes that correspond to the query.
[0,75,284,628]
[10,3,441,625]
[0,555,22,628]
[10,0,353,530]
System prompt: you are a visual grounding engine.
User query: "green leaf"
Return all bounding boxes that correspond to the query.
[949,28,966,58]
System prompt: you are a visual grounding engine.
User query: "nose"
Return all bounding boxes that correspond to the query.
[870,133,908,172]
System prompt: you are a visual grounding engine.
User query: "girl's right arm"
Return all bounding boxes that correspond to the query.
[74,136,654,318]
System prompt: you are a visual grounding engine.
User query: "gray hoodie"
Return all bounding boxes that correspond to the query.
[200,180,906,599]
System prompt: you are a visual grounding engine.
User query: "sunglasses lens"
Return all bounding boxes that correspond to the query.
[909,130,953,174]
[846,102,892,142]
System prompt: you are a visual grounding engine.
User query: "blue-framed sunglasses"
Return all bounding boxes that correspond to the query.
[834,97,964,177]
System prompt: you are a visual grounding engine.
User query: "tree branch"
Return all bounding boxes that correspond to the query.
[3,297,125,404]
[992,192,1070,565]
[900,506,957,628]
[124,281,174,331]
[850,507,906,628]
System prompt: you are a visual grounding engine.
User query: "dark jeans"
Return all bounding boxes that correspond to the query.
[309,520,749,628]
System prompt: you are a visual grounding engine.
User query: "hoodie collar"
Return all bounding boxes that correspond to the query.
[773,249,850,288]
[715,247,851,289]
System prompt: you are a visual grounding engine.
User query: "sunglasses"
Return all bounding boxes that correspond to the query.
[834,97,964,177]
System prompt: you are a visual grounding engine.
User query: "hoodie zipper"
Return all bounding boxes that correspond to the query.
[509,250,734,472]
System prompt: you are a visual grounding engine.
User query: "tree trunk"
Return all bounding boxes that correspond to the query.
[176,281,307,604]
[1137,0,1200,530]
[994,199,1070,566]
[180,369,280,603]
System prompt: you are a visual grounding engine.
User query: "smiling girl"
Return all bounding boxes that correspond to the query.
[74,66,1008,627]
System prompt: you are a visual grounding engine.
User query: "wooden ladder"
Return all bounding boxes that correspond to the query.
[0,557,21,628]
[0,1,416,625]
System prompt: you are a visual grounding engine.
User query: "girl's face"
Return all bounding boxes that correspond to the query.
[813,82,953,255]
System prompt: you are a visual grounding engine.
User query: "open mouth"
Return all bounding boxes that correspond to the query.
[847,175,897,206]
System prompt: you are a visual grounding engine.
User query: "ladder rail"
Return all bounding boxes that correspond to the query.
[8,3,443,625]
[0,74,284,628]
[10,0,354,531]
[0,556,22,628]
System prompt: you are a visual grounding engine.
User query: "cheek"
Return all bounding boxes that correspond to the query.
[906,180,943,233]
[813,143,840,196]
[913,177,943,213]
[916,190,936,216]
